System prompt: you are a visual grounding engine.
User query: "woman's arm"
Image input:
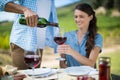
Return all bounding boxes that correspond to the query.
[57,44,100,67]
[71,46,100,67]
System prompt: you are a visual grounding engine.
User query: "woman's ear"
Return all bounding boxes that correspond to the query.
[90,15,93,20]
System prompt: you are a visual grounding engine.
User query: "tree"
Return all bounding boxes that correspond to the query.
[80,0,120,11]
[114,0,120,11]
[104,0,114,9]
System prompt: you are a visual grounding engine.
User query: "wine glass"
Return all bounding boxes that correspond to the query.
[54,28,67,61]
[24,51,41,77]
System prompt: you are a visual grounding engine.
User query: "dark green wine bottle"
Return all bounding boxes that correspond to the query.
[19,15,59,28]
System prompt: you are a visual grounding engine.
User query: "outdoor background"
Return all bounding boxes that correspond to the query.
[0,0,120,79]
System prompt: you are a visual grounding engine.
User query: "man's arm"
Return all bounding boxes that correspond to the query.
[5,2,27,14]
[4,2,38,27]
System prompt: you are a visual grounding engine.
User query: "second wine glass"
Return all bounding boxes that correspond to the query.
[54,28,67,61]
[24,51,41,77]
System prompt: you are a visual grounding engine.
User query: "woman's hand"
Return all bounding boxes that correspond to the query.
[57,44,75,56]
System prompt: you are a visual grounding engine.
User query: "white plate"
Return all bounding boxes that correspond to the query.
[56,57,66,61]
[65,66,94,76]
[24,68,52,76]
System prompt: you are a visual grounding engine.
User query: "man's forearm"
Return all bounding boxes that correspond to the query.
[5,2,28,14]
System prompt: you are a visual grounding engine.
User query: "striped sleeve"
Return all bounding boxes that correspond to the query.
[0,0,14,11]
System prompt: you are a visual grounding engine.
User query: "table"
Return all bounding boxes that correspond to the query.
[18,68,98,80]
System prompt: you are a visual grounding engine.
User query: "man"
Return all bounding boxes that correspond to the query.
[0,0,59,69]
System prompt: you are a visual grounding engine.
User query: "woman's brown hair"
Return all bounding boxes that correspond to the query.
[75,3,98,58]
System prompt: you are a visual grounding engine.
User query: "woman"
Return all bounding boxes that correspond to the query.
[57,3,103,68]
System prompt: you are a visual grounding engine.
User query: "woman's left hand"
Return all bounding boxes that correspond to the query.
[57,44,75,56]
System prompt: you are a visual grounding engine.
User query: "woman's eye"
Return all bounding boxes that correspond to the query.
[74,15,84,19]
[74,16,77,18]
[79,15,84,18]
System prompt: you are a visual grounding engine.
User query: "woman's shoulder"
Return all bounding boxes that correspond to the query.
[96,33,103,38]
[95,33,103,42]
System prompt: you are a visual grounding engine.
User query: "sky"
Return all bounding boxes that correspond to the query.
[0,0,80,22]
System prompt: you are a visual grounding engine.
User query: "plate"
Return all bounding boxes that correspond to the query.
[65,66,94,76]
[24,68,52,76]
[56,57,66,61]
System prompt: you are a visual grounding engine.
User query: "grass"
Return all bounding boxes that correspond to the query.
[0,53,12,65]
[97,15,120,30]
[0,21,13,34]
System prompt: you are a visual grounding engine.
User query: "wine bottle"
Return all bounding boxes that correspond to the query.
[19,15,59,28]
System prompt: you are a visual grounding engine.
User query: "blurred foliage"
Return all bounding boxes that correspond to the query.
[0,53,12,65]
[0,22,12,49]
[0,33,10,49]
[80,0,120,11]
[0,21,12,33]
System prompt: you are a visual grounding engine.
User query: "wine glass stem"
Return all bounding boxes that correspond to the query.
[57,71,59,80]
[31,67,35,79]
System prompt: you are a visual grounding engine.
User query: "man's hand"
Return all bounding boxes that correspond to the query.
[23,8,38,27]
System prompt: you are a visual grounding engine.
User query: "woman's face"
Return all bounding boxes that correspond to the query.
[74,9,93,29]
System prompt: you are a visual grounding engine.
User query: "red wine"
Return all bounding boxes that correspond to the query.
[24,55,40,68]
[54,37,67,45]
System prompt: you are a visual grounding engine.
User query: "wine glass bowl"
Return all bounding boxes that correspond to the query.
[24,51,41,68]
[54,37,67,45]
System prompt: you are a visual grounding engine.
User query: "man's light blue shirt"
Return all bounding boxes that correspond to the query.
[0,0,59,51]
[64,30,103,67]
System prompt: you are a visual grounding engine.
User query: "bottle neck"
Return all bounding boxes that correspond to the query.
[48,22,59,27]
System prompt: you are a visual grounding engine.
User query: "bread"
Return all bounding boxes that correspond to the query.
[3,65,18,75]
[0,66,3,78]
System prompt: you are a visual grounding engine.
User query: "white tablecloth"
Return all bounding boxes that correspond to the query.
[18,68,98,80]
